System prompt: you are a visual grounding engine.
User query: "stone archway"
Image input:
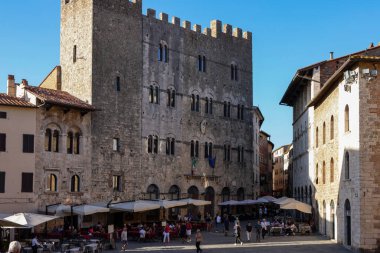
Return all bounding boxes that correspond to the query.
[187,186,199,218]
[204,186,215,217]
[221,187,231,215]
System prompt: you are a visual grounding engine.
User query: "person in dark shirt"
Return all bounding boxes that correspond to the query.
[246,222,253,242]
[254,220,262,242]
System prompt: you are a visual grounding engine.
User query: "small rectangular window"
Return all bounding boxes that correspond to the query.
[113,175,122,192]
[0,133,5,152]
[73,45,77,63]
[23,134,34,153]
[0,171,5,193]
[113,138,120,151]
[0,112,6,119]
[21,172,33,192]
[116,76,120,91]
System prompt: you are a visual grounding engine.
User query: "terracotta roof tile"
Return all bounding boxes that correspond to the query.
[0,93,36,108]
[24,86,95,111]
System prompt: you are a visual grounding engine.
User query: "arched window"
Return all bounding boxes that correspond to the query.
[323,122,326,144]
[205,97,213,114]
[231,64,238,81]
[164,45,168,62]
[67,132,73,154]
[74,133,80,154]
[158,44,163,61]
[149,85,159,104]
[316,163,319,184]
[71,175,80,192]
[167,89,175,107]
[188,185,199,199]
[345,105,350,132]
[330,158,334,183]
[47,173,57,192]
[330,116,334,140]
[148,135,153,153]
[221,187,230,202]
[345,151,350,179]
[165,137,175,156]
[322,161,326,184]
[223,144,231,161]
[316,127,319,148]
[198,55,206,72]
[301,187,304,202]
[45,129,52,152]
[190,140,199,158]
[147,184,160,200]
[52,130,59,152]
[204,142,213,158]
[196,95,200,112]
[237,188,245,201]
[169,185,180,200]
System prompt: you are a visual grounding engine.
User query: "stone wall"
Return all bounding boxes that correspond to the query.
[358,62,380,252]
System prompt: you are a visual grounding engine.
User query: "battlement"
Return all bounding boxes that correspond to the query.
[144,7,251,41]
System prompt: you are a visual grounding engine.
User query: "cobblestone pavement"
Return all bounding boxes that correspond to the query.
[106,229,351,253]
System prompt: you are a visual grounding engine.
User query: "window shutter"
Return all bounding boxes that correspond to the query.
[0,134,5,151]
[0,172,5,193]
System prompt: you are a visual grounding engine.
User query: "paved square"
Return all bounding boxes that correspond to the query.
[107,230,351,253]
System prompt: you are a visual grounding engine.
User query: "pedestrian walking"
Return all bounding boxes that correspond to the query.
[261,219,268,239]
[234,222,243,245]
[186,221,192,242]
[255,220,261,242]
[223,214,229,236]
[215,214,221,232]
[163,224,170,244]
[195,229,203,253]
[246,222,253,242]
[120,227,128,251]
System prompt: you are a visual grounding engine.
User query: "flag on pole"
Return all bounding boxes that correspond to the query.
[208,156,216,168]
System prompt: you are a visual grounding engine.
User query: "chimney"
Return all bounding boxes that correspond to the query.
[21,79,28,86]
[369,42,374,48]
[7,75,16,97]
[330,52,334,60]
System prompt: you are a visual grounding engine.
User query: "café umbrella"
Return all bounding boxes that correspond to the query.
[4,213,58,227]
[141,200,188,209]
[109,200,161,212]
[218,200,240,206]
[181,198,211,206]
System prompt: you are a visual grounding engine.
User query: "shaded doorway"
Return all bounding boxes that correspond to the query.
[204,187,215,217]
[345,199,351,246]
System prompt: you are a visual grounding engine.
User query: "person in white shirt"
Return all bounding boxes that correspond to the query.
[260,219,268,239]
[31,234,41,253]
[215,214,221,232]
[139,228,146,242]
[120,227,128,251]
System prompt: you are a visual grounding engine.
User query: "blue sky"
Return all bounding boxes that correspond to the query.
[1,0,380,148]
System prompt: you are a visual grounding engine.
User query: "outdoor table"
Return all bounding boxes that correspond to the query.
[22,247,32,253]
[68,247,80,253]
[270,226,283,235]
[84,243,98,253]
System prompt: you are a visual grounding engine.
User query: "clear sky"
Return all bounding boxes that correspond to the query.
[1,0,380,148]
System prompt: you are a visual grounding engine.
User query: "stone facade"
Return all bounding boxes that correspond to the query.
[286,47,380,252]
[59,0,254,216]
[259,131,274,196]
[272,144,290,197]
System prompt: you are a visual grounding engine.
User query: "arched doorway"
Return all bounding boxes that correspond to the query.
[147,184,160,200]
[204,187,215,216]
[236,188,245,214]
[221,187,230,215]
[345,199,351,246]
[315,201,319,231]
[322,200,326,235]
[330,200,335,239]
[146,184,160,220]
[188,186,199,218]
[168,185,180,219]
